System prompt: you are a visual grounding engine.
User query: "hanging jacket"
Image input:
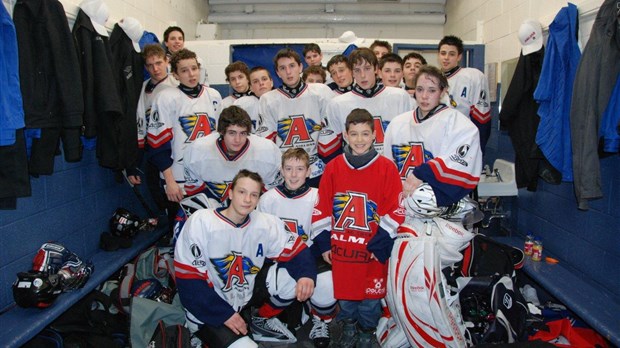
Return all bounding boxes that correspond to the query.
[13,0,84,172]
[72,9,123,169]
[110,24,143,171]
[534,3,580,182]
[0,2,24,146]
[599,76,620,153]
[570,0,620,210]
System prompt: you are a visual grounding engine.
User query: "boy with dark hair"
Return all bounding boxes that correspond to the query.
[303,43,324,67]
[222,61,251,108]
[234,66,274,133]
[402,52,427,97]
[175,169,317,347]
[258,148,337,347]
[147,48,221,206]
[320,48,413,160]
[257,48,334,188]
[378,53,404,88]
[162,26,208,85]
[369,40,392,59]
[326,54,353,95]
[438,35,491,152]
[312,108,404,348]
[183,105,282,203]
[303,65,326,84]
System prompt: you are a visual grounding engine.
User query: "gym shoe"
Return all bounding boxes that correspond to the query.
[250,315,297,343]
[357,328,377,348]
[309,316,331,348]
[336,319,357,348]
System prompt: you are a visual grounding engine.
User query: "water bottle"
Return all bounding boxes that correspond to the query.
[524,232,534,256]
[532,237,543,262]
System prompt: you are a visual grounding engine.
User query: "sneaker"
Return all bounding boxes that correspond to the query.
[309,316,331,348]
[250,315,297,343]
[336,319,357,348]
[357,328,377,348]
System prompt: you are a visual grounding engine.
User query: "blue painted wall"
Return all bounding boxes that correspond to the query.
[0,149,146,312]
[486,85,620,299]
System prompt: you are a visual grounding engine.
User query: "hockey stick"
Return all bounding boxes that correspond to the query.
[121,169,158,224]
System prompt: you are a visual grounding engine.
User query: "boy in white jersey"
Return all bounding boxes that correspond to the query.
[175,169,316,347]
[438,35,491,152]
[147,49,222,209]
[326,54,353,95]
[257,48,334,187]
[222,61,251,108]
[234,66,274,133]
[163,26,209,85]
[258,148,336,348]
[321,48,414,160]
[378,53,404,88]
[402,52,427,98]
[183,105,282,204]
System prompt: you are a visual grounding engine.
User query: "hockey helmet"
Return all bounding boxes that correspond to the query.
[131,278,174,304]
[110,208,140,238]
[13,271,63,308]
[404,183,446,219]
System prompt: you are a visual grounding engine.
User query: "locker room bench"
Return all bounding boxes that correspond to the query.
[495,236,620,347]
[0,227,167,348]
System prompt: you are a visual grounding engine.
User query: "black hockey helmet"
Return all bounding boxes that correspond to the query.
[110,208,140,238]
[12,271,63,308]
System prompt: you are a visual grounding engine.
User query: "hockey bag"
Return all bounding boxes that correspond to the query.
[147,320,191,348]
[459,234,524,277]
[385,230,468,347]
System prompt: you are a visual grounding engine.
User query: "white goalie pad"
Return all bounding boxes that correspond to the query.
[385,232,468,348]
[179,193,221,218]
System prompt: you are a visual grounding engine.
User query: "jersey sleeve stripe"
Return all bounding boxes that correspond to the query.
[428,158,479,189]
[470,106,491,123]
[277,237,307,262]
[147,128,173,148]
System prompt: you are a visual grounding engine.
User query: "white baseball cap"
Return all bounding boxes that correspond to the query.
[80,0,109,37]
[119,17,144,53]
[518,19,543,56]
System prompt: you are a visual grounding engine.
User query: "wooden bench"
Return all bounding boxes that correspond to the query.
[0,228,166,348]
[495,236,620,347]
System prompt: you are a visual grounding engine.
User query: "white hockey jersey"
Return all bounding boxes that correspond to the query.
[136,75,178,149]
[258,186,319,245]
[257,82,334,179]
[233,95,260,133]
[147,85,222,185]
[446,67,491,150]
[183,133,282,201]
[175,208,305,320]
[383,105,482,206]
[322,85,415,156]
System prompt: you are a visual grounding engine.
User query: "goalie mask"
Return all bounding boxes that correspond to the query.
[110,208,140,238]
[13,271,63,308]
[404,183,446,219]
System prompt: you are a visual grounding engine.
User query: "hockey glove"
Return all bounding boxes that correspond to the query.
[367,226,395,264]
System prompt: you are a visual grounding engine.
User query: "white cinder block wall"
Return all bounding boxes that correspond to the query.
[444,0,601,83]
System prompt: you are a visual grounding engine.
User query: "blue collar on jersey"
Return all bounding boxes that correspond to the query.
[415,104,449,123]
[178,83,203,98]
[231,89,253,99]
[352,82,384,98]
[329,81,353,94]
[443,66,461,78]
[279,81,306,98]
[276,182,311,199]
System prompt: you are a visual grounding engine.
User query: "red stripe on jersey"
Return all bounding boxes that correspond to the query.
[266,132,277,142]
[174,261,209,281]
[470,106,491,124]
[276,237,307,262]
[318,134,342,157]
[428,158,479,189]
[185,183,207,196]
[138,139,145,149]
[147,128,173,148]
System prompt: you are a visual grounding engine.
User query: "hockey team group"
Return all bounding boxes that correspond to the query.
[135,26,489,348]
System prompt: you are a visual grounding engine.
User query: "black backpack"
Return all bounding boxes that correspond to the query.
[459,234,524,277]
[148,320,192,348]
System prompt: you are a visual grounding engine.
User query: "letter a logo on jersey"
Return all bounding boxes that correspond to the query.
[180,113,215,143]
[333,192,378,232]
[212,251,260,292]
[392,142,425,179]
[373,116,388,145]
[278,115,313,147]
[282,218,308,241]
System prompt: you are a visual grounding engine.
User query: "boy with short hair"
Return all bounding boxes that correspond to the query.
[378,53,404,88]
[234,66,274,133]
[147,48,222,205]
[369,40,392,59]
[303,43,324,67]
[402,52,427,97]
[326,54,353,95]
[258,148,337,348]
[303,65,326,84]
[312,109,404,348]
[438,35,491,152]
[257,48,334,187]
[175,169,317,347]
[183,105,282,204]
[320,48,414,160]
[222,61,252,108]
[162,26,208,85]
